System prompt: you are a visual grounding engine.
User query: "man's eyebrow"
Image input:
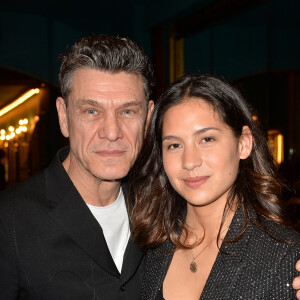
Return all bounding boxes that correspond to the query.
[77,99,101,107]
[118,101,143,109]
[162,127,220,142]
[76,99,143,108]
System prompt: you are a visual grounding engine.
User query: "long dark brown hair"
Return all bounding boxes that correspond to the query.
[128,74,290,251]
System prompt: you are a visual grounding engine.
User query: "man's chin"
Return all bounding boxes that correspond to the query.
[100,176,125,182]
[90,163,131,181]
[94,171,129,182]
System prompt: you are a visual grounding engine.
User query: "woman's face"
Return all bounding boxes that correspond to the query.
[162,98,251,209]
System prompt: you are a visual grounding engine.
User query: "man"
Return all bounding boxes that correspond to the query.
[0,34,154,299]
[0,34,300,300]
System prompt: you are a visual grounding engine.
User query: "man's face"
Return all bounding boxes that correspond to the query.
[57,68,153,182]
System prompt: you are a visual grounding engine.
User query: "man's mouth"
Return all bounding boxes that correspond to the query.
[95,150,126,157]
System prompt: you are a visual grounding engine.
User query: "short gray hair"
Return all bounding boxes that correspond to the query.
[59,34,155,105]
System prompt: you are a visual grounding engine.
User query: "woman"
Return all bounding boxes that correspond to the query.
[129,74,300,299]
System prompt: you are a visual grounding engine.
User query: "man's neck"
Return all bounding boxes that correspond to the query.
[62,154,122,207]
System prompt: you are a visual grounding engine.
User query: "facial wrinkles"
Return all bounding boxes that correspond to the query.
[86,115,141,154]
[70,69,145,104]
[80,72,143,98]
[61,69,150,188]
[69,100,145,154]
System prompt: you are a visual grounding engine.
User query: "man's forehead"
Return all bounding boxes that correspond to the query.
[68,68,146,101]
[72,68,143,89]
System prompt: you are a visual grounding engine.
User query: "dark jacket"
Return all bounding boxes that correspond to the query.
[141,207,300,300]
[0,148,144,300]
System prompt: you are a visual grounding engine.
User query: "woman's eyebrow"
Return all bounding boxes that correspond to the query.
[162,127,221,142]
[162,135,182,142]
[193,127,220,137]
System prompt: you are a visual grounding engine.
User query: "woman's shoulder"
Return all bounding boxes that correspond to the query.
[258,217,300,244]
[248,217,300,264]
[227,207,300,264]
[233,205,300,249]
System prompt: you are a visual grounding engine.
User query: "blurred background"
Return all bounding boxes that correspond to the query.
[0,0,299,220]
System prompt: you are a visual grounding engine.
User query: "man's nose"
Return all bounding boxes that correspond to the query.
[182,146,202,171]
[98,114,123,141]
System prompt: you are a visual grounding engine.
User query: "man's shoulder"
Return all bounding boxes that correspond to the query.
[0,170,46,211]
[0,147,68,209]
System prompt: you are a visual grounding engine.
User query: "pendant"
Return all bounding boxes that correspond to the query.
[190,260,197,273]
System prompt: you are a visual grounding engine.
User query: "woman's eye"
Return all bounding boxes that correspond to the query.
[202,137,214,143]
[168,143,180,150]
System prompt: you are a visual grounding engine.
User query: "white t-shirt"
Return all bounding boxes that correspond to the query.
[86,189,130,273]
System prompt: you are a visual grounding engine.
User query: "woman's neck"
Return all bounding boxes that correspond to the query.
[184,199,237,244]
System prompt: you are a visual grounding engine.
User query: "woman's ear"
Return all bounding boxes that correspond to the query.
[239,126,253,159]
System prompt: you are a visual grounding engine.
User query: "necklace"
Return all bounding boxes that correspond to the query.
[188,225,230,273]
[189,237,216,273]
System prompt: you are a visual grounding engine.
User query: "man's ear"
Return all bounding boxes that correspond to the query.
[56,97,69,138]
[239,126,253,159]
[144,100,154,137]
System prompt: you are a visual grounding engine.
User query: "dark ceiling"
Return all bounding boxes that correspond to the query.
[0,0,142,109]
[2,0,135,18]
[1,0,140,31]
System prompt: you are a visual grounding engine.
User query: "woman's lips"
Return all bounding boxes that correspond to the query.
[183,176,209,188]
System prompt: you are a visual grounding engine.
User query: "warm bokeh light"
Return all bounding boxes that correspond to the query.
[1,117,32,142]
[277,134,284,164]
[0,88,40,117]
[268,130,284,165]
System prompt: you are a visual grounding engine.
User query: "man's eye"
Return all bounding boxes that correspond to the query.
[122,109,134,115]
[86,109,97,115]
